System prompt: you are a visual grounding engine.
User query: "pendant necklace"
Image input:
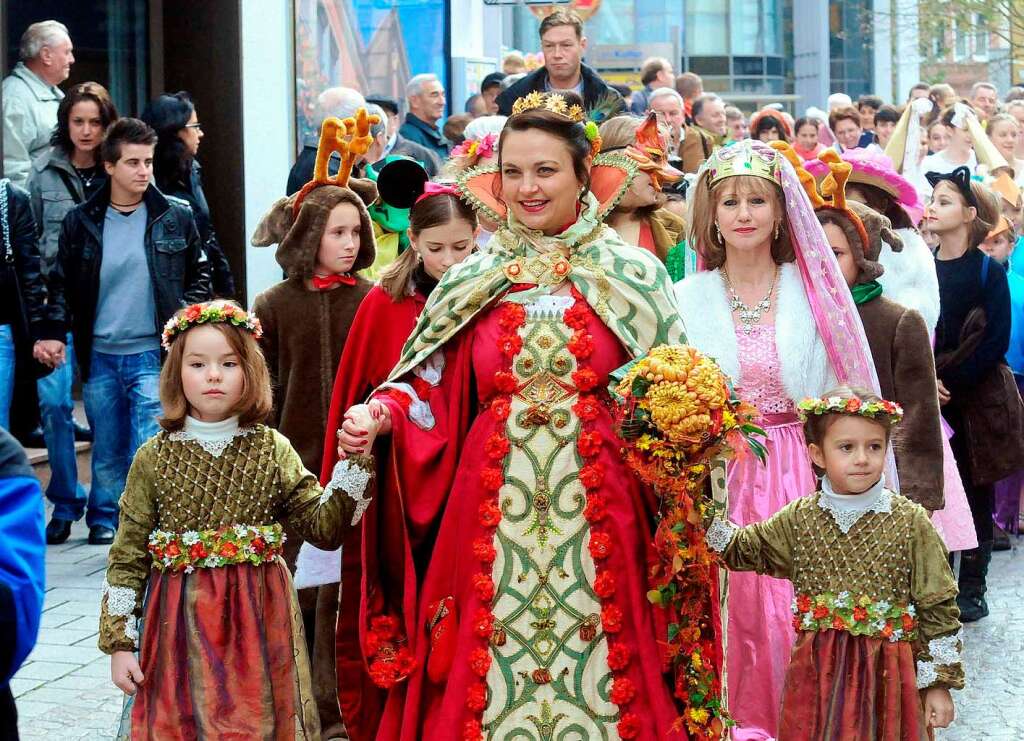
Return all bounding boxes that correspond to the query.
[74,164,98,190]
[722,265,779,334]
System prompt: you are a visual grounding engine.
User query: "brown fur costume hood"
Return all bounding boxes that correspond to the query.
[817,200,904,285]
[770,142,904,285]
[251,181,378,278]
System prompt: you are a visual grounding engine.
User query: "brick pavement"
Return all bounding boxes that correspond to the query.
[12,524,1024,739]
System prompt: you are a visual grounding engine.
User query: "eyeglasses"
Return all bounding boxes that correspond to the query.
[183,123,203,130]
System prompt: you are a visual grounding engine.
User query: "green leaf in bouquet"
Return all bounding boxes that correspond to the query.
[630,375,651,398]
[608,356,640,401]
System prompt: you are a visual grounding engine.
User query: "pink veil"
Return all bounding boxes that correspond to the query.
[697,142,898,486]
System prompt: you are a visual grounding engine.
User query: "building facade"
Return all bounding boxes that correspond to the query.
[3,0,923,300]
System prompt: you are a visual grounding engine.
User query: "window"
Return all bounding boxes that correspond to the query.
[6,0,149,116]
[762,0,782,56]
[955,20,968,60]
[734,57,764,75]
[686,0,728,55]
[731,0,761,55]
[973,13,988,59]
[687,56,731,76]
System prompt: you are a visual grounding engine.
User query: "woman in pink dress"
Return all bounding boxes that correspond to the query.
[674,140,885,739]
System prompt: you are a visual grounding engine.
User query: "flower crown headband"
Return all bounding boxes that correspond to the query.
[797,396,904,426]
[511,91,602,157]
[161,301,263,351]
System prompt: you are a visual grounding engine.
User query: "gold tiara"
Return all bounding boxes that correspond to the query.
[511,92,585,123]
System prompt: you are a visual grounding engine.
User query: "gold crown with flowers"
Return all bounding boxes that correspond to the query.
[704,139,784,187]
[511,91,585,121]
[511,92,602,157]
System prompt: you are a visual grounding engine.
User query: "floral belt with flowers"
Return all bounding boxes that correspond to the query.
[148,524,285,572]
[792,592,918,642]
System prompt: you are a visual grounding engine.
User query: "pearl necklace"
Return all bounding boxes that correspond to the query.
[722,265,779,334]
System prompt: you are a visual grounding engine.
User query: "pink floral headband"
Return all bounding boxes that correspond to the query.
[451,133,498,164]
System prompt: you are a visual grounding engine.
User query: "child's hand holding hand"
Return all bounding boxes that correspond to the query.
[111,651,145,695]
[337,400,391,457]
[923,686,954,728]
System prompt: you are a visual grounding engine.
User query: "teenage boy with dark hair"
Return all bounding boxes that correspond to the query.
[47,117,210,544]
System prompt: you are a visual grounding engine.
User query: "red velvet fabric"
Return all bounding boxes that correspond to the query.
[779,630,928,741]
[359,294,686,739]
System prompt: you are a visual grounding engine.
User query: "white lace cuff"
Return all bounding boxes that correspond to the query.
[323,459,373,525]
[916,630,963,689]
[102,579,140,648]
[706,518,738,553]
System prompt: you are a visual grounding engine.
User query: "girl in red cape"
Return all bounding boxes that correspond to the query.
[336,92,695,740]
[319,162,479,739]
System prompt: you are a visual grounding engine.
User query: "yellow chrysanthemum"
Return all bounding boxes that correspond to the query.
[689,707,709,724]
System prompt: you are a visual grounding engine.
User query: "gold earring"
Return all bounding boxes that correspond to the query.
[774,222,781,240]
[715,223,723,243]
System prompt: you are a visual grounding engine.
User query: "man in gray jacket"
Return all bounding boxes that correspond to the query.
[2,20,74,187]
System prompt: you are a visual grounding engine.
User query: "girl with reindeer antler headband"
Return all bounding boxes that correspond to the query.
[249,109,379,737]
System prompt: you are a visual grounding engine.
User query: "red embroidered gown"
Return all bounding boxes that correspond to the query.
[352,290,685,740]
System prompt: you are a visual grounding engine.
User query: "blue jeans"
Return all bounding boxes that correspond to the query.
[82,349,162,530]
[0,325,14,429]
[39,333,88,521]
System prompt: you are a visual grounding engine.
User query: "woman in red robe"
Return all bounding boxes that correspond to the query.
[337,93,693,740]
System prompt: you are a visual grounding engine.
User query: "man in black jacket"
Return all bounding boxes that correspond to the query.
[46,118,210,544]
[364,95,442,177]
[496,9,623,116]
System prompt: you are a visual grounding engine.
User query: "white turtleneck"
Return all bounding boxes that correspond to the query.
[183,415,240,441]
[818,474,892,534]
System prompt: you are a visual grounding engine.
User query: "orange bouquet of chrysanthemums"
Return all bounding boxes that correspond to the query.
[611,345,765,739]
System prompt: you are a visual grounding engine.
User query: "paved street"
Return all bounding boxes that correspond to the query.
[12,518,1024,739]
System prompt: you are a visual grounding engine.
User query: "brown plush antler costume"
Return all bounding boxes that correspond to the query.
[772,142,904,284]
[770,143,944,509]
[252,111,380,278]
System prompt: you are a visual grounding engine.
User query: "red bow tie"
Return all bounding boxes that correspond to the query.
[312,273,356,290]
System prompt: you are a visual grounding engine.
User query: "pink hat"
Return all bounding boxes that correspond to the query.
[804,148,924,224]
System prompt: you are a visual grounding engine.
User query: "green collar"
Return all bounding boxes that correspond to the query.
[851,280,882,305]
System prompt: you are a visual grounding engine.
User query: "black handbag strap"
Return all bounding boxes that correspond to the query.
[55,168,84,204]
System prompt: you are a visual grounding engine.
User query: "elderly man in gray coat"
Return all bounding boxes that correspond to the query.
[3,20,74,187]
